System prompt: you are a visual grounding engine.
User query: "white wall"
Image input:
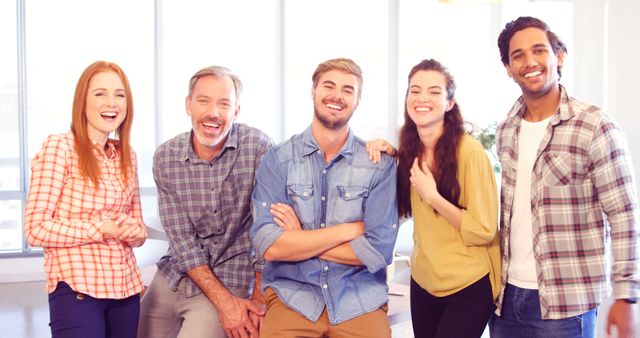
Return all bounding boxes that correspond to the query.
[0,256,44,283]
[606,0,640,195]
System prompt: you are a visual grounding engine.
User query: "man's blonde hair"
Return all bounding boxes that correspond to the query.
[311,58,363,99]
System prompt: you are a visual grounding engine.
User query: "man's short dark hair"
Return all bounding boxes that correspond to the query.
[497,16,568,77]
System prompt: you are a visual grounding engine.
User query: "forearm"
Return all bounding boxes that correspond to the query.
[187,265,234,309]
[24,215,103,248]
[428,194,463,231]
[264,223,360,261]
[319,242,363,265]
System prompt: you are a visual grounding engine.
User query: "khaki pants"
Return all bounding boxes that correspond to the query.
[261,288,391,338]
[137,273,248,338]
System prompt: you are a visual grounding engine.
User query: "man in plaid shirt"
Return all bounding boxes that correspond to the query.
[138,66,272,338]
[489,17,639,338]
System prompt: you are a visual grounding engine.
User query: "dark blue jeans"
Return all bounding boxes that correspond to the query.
[489,284,597,338]
[48,282,140,338]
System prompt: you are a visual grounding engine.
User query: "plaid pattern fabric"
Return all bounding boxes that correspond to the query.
[154,123,272,297]
[24,131,146,299]
[495,86,640,319]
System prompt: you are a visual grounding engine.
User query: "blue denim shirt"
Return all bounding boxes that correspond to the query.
[250,126,399,324]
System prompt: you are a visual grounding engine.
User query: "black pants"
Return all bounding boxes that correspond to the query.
[410,274,493,338]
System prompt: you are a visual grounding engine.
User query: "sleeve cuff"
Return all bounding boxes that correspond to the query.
[173,247,211,274]
[459,209,496,246]
[253,225,285,257]
[87,220,104,242]
[613,280,640,300]
[350,236,387,273]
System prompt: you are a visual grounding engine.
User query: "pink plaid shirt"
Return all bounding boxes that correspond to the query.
[24,131,146,299]
[495,86,640,319]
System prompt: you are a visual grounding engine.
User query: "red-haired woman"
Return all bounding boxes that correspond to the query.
[368,59,500,338]
[24,60,147,338]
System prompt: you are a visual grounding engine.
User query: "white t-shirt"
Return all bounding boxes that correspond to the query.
[508,115,552,289]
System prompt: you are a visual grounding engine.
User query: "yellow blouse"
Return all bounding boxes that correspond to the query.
[410,134,501,299]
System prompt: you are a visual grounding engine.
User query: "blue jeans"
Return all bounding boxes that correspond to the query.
[489,284,597,338]
[49,282,140,338]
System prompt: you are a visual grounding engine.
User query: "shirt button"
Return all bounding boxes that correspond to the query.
[323,266,329,271]
[320,223,325,228]
[392,223,397,229]
[345,192,351,198]
[214,210,218,214]
[262,202,267,207]
[303,192,309,197]
[322,284,328,289]
[209,163,214,168]
[321,196,326,201]
[322,169,327,174]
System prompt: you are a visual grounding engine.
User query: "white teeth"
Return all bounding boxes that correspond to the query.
[524,71,542,78]
[326,103,343,110]
[415,107,431,112]
[202,122,220,128]
[101,112,117,117]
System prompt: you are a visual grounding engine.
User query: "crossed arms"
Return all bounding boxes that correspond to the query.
[250,149,399,273]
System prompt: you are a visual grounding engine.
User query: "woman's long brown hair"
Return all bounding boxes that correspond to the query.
[71,61,134,188]
[397,59,465,218]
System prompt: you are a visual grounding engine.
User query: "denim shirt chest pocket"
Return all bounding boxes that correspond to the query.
[332,185,369,223]
[287,184,315,226]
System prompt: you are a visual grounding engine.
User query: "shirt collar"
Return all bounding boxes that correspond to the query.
[506,85,574,127]
[178,124,239,163]
[301,125,355,161]
[92,139,118,160]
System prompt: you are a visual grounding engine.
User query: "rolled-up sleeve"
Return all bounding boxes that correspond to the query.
[350,157,399,273]
[250,149,289,257]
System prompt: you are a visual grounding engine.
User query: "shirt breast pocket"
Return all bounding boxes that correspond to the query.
[287,184,315,226]
[333,185,369,223]
[541,151,587,186]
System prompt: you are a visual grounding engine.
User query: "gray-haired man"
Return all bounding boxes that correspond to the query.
[138,66,272,338]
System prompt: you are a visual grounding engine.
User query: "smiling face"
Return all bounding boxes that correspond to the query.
[506,27,564,99]
[186,74,239,160]
[84,71,127,145]
[406,70,454,131]
[311,69,360,130]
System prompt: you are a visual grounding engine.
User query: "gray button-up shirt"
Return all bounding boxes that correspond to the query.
[154,123,272,297]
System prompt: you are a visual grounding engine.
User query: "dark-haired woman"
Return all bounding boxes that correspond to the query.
[368,59,500,338]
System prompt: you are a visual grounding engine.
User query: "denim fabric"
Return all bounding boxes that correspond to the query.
[49,282,140,338]
[489,284,597,338]
[251,126,399,324]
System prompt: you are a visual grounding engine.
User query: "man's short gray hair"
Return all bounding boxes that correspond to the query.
[188,66,243,103]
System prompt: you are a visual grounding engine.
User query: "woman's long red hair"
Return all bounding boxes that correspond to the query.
[70,61,134,188]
